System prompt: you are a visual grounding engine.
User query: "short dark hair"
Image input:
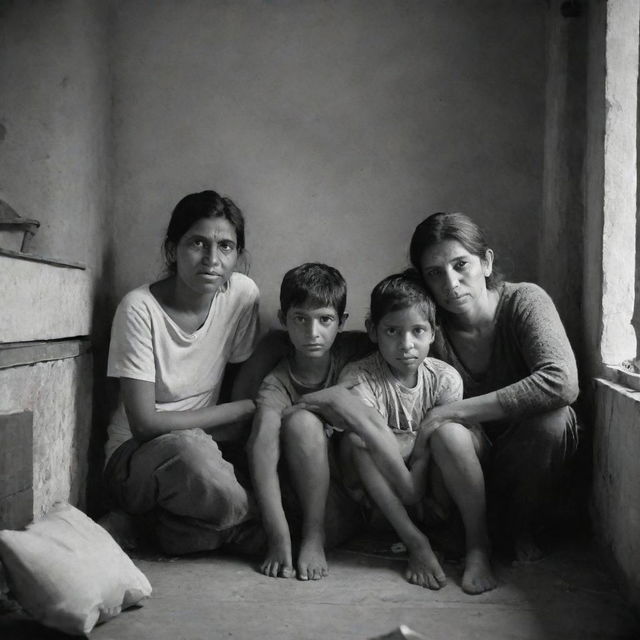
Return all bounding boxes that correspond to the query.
[163,190,245,275]
[280,263,347,318]
[369,269,436,328]
[409,211,501,289]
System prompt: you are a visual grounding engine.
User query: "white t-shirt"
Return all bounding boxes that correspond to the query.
[105,272,260,463]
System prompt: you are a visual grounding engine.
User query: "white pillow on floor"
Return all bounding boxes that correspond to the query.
[0,502,152,636]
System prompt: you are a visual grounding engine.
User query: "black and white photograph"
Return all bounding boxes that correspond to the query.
[1,1,639,638]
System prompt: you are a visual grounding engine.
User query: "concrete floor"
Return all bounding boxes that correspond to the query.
[1,535,639,640]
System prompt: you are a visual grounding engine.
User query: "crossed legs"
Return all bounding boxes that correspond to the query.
[104,428,254,555]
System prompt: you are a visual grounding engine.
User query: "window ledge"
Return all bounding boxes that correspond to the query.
[604,364,640,393]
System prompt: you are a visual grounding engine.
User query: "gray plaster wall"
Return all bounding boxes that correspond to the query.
[110,0,546,330]
[540,1,587,362]
[0,0,112,515]
[0,0,111,274]
[583,0,607,382]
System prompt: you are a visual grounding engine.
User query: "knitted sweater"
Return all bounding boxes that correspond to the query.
[430,282,578,419]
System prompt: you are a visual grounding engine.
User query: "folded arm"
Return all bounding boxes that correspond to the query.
[292,386,422,504]
[121,377,256,442]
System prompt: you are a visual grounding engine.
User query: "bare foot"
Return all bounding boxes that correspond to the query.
[461,547,497,594]
[515,532,545,563]
[261,540,293,578]
[404,539,447,590]
[297,533,328,581]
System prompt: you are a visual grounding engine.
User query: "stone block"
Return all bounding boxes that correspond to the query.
[0,411,33,529]
[0,253,91,343]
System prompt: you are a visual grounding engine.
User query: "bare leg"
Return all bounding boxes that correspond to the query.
[430,422,496,594]
[348,439,446,590]
[282,410,329,581]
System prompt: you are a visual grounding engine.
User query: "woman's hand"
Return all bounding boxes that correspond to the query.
[285,385,361,432]
[409,405,457,467]
[419,405,455,439]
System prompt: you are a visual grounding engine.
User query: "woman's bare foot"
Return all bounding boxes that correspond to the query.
[461,547,496,594]
[98,510,138,550]
[297,533,328,581]
[514,531,545,563]
[261,540,293,578]
[404,539,447,590]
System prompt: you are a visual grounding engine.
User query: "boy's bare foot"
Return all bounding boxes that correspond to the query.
[261,541,294,578]
[404,540,447,590]
[297,533,328,581]
[514,531,545,563]
[461,547,496,594]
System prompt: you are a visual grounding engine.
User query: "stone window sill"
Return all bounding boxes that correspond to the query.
[605,364,640,394]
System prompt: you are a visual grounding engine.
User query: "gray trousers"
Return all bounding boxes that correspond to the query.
[104,429,258,555]
[104,428,362,556]
[484,405,580,539]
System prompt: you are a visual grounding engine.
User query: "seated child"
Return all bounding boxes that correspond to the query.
[337,270,496,595]
[248,263,353,581]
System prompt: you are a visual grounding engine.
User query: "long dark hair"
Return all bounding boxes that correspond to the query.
[409,212,501,289]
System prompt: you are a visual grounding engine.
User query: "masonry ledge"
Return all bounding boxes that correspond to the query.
[592,374,640,613]
[0,338,91,370]
[0,247,85,270]
[596,374,640,404]
[602,365,640,397]
[1,252,92,343]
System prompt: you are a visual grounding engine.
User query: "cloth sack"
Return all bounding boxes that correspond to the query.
[0,502,152,636]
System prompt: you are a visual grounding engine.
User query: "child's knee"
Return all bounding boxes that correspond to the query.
[282,408,321,428]
[431,421,474,457]
[282,409,326,454]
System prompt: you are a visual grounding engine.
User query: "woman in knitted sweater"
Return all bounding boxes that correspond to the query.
[294,212,579,562]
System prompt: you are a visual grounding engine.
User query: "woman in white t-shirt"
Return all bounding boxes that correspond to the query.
[103,190,261,555]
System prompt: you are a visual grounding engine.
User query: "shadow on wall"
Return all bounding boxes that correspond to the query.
[85,245,118,518]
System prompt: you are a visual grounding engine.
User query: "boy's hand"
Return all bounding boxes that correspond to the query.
[286,385,360,431]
